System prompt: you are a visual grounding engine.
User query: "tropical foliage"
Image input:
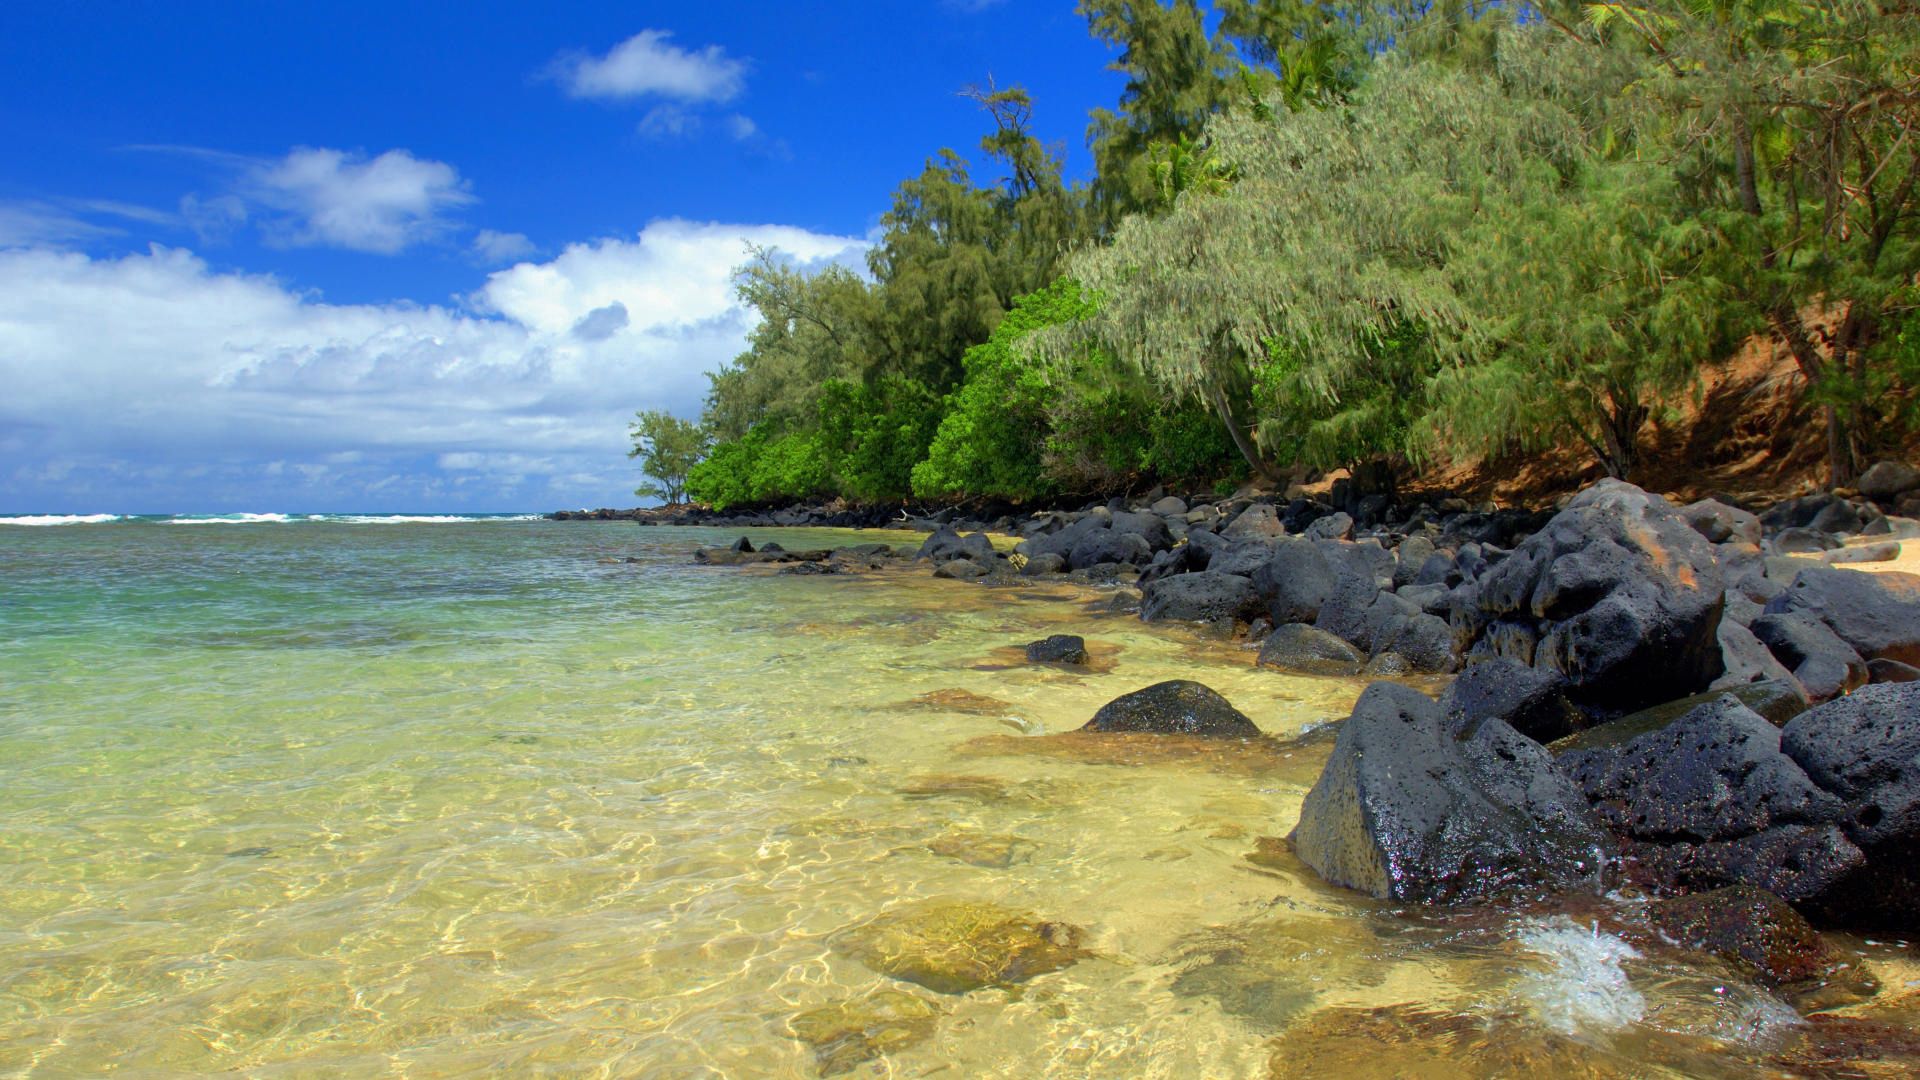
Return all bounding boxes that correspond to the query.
[646,0,1920,508]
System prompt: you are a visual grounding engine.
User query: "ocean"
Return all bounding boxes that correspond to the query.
[0,516,1897,1076]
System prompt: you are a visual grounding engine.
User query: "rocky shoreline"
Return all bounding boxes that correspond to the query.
[623,467,1920,1062]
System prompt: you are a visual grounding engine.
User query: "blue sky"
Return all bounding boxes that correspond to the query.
[0,2,1124,512]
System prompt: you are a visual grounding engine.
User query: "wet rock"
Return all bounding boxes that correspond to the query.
[1780,683,1920,927]
[1440,657,1583,744]
[1252,537,1338,625]
[933,559,990,580]
[785,989,942,1076]
[1082,680,1260,737]
[1767,565,1920,667]
[1023,634,1088,665]
[728,535,755,553]
[1550,680,1809,755]
[1140,571,1262,624]
[1647,885,1846,988]
[1255,623,1364,676]
[1561,695,1860,903]
[1750,612,1868,701]
[832,900,1086,994]
[1290,682,1613,904]
[1463,480,1725,715]
[1858,460,1920,500]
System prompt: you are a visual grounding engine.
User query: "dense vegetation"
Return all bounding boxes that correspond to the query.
[630,1,1920,509]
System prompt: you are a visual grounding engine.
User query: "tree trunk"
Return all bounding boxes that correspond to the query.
[1206,383,1280,482]
[1599,394,1649,482]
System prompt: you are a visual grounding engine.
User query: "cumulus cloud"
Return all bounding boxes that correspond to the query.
[472,228,535,264]
[245,147,475,254]
[0,221,867,511]
[554,30,747,104]
[637,104,702,139]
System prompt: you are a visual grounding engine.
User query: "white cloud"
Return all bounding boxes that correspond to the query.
[638,104,701,139]
[245,147,475,254]
[725,114,759,141]
[555,29,747,104]
[472,229,535,263]
[0,201,128,248]
[0,221,867,511]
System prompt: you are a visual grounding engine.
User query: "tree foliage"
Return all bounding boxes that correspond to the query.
[628,410,707,505]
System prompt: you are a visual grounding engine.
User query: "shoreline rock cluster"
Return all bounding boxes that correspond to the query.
[678,467,1920,934]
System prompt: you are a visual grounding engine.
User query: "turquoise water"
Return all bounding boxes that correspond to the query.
[2,519,1914,1077]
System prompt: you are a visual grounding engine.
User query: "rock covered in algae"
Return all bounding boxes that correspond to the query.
[1265,1004,1644,1080]
[923,831,1034,868]
[1081,679,1260,736]
[784,988,942,1076]
[1647,884,1851,988]
[832,899,1087,994]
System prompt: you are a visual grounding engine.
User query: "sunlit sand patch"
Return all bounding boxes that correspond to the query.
[954,727,1339,784]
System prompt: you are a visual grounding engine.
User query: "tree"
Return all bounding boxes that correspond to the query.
[628,410,707,505]
[1581,0,1920,484]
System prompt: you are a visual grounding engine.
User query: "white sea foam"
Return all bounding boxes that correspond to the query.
[0,513,122,526]
[1514,915,1646,1035]
[163,513,297,525]
[328,514,541,524]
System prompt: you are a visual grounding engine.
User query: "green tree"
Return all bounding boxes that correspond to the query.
[1583,0,1920,484]
[628,410,708,505]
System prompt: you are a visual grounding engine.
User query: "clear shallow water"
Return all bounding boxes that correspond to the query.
[2,519,1917,1077]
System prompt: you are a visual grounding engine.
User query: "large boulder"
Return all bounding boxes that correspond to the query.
[1372,611,1460,675]
[1750,612,1868,701]
[1766,565,1920,667]
[1463,480,1726,715]
[1560,695,1861,905]
[1858,460,1920,501]
[1312,571,1384,650]
[1255,623,1364,676]
[1289,682,1613,904]
[1681,498,1763,546]
[1252,538,1338,625]
[1082,680,1260,737]
[1439,657,1583,744]
[1139,571,1262,624]
[1068,527,1153,570]
[1780,683,1920,927]
[1221,502,1286,542]
[1109,510,1174,552]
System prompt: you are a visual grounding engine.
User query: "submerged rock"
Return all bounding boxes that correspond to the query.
[1290,682,1613,904]
[1647,885,1848,988]
[1081,680,1260,737]
[898,688,1018,716]
[784,989,942,1076]
[832,899,1087,994]
[1023,634,1088,665]
[923,831,1035,869]
[1264,1003,1644,1080]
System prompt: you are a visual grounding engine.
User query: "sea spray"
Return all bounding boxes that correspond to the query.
[1513,916,1646,1035]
